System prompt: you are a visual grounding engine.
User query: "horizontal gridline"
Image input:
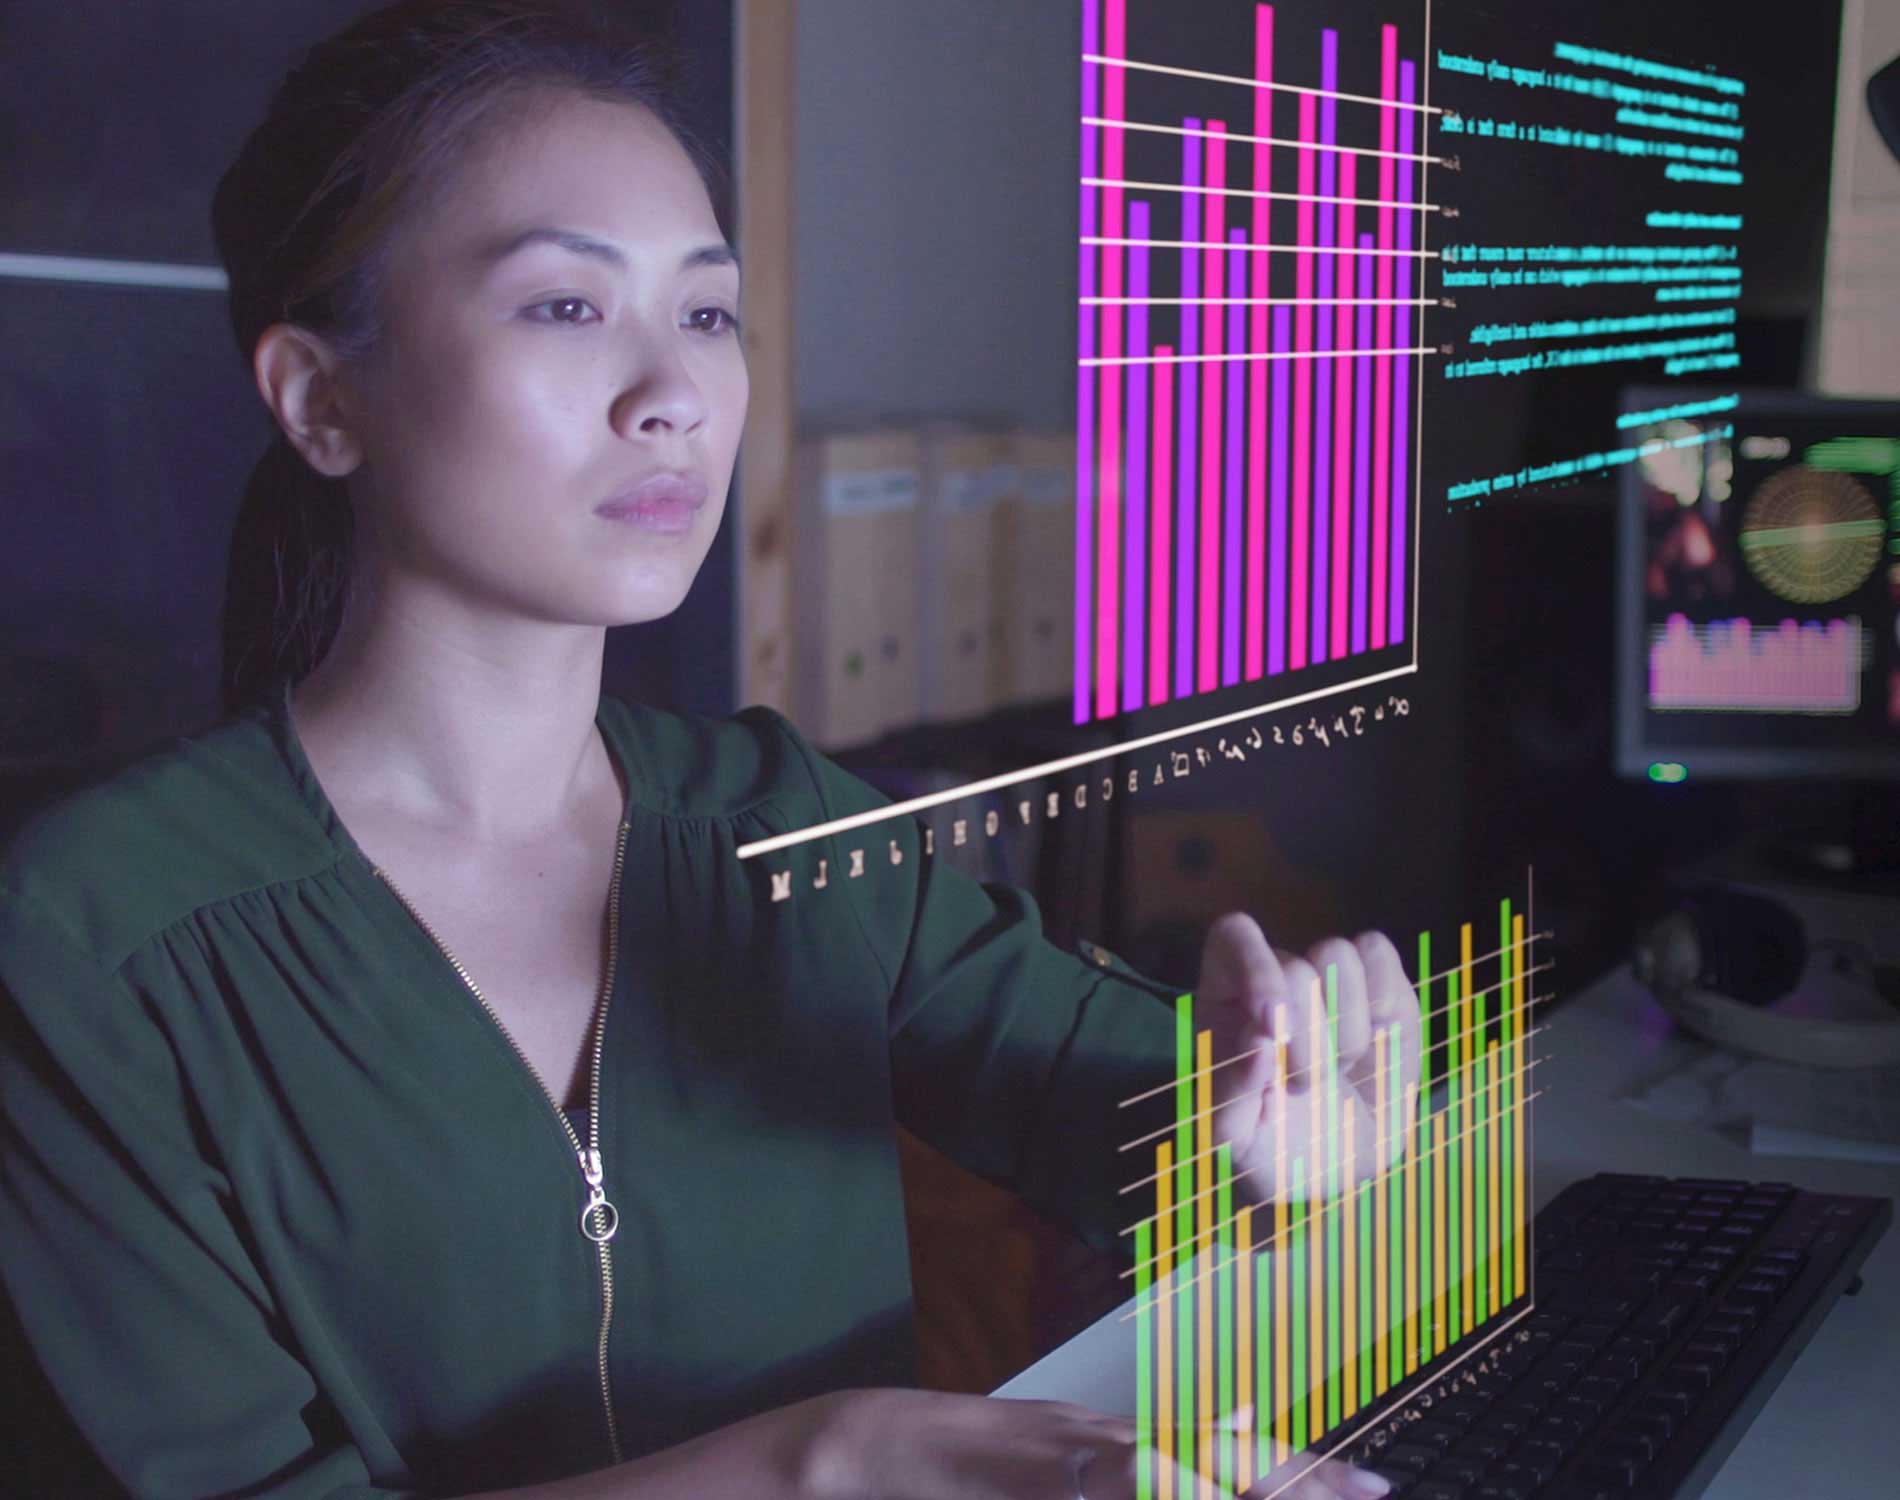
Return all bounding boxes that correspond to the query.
[1083,235,1439,259]
[1083,175,1440,213]
[1082,51,1445,115]
[1080,347,1439,367]
[1081,296,1440,307]
[1080,115,1447,167]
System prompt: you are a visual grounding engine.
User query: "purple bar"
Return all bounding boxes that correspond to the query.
[1125,202,1151,712]
[1076,1,1100,723]
[1177,122,1202,700]
[1352,232,1373,656]
[1269,304,1291,676]
[1224,231,1246,687]
[1312,29,1338,666]
[1390,63,1416,648]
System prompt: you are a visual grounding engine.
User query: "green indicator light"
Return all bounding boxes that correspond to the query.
[1648,762,1688,784]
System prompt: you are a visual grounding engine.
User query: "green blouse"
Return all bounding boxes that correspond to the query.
[0,682,1184,1498]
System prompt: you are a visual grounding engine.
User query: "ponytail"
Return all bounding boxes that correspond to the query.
[218,433,354,717]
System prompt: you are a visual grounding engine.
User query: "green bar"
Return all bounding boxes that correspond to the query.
[1290,1156,1307,1453]
[1500,900,1515,1305]
[1174,996,1194,1441]
[1325,964,1341,1432]
[1420,1095,1433,1356]
[1136,1218,1153,1500]
[1388,1025,1402,1390]
[1476,1050,1489,1323]
[1358,1180,1373,1405]
[1218,1144,1234,1490]
[1448,958,1462,1343]
[1418,931,1432,1094]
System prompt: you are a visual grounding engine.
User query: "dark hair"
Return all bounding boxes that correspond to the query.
[212,0,727,717]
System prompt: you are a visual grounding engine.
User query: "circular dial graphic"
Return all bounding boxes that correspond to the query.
[1739,466,1884,605]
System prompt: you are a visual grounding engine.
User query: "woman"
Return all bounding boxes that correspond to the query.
[0,3,1418,1497]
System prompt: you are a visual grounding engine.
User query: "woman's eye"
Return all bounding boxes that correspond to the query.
[524,297,600,326]
[687,305,740,336]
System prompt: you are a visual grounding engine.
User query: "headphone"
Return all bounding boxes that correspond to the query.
[1630,883,1900,1069]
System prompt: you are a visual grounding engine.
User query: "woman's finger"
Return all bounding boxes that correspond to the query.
[1307,935,1371,1081]
[1273,950,1324,1097]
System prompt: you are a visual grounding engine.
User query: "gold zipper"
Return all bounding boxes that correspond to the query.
[372,817,631,1467]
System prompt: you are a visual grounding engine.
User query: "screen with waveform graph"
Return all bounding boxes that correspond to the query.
[1615,387,1900,781]
[1121,895,1545,1498]
[1076,0,1433,729]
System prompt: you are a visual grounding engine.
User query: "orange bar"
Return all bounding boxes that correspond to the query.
[1488,1045,1501,1315]
[1158,1142,1175,1500]
[1197,1028,1213,1499]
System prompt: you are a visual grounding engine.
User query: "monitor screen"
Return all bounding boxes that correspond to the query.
[1615,386,1900,781]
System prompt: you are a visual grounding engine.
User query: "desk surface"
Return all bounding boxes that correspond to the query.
[1533,965,1900,1498]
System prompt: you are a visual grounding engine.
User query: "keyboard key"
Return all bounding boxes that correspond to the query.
[1454,1430,1514,1463]
[1512,1440,1566,1479]
[1573,1375,1623,1407]
[1407,1483,1467,1500]
[1529,1412,1587,1451]
[1382,1443,1440,1475]
[1577,1451,1644,1488]
[1426,1455,1488,1486]
[1471,1481,1535,1500]
[1590,1355,1641,1387]
[1568,1320,1621,1346]
[1405,1421,1463,1453]
[1488,1459,1550,1492]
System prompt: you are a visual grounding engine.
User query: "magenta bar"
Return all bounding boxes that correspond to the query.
[1246,3,1274,682]
[1224,231,1246,687]
[1198,122,1228,697]
[1390,61,1417,648]
[1370,23,1397,652]
[1177,123,1202,702]
[1151,347,1174,706]
[1291,89,1316,674]
[1075,0,1100,724]
[1126,200,1152,713]
[1095,0,1128,723]
[1271,302,1291,673]
[1352,230,1373,656]
[1312,29,1337,667]
[1330,150,1357,660]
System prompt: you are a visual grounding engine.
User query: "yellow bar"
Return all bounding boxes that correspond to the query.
[1272,1027,1290,1470]
[1158,1142,1175,1500]
[1513,913,1527,1298]
[1402,1080,1419,1375]
[1374,1039,1389,1397]
[1237,1206,1253,1489]
[1197,1028,1213,1499]
[1460,924,1475,1336]
[1488,1044,1501,1314]
[1307,983,1324,1446]
[1432,1112,1447,1355]
[1343,1103,1358,1417]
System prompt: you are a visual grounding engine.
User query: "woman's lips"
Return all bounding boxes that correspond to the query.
[595,472,707,534]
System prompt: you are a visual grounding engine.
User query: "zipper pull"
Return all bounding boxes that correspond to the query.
[578,1147,619,1243]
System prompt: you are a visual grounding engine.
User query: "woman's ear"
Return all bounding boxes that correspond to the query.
[253,322,366,479]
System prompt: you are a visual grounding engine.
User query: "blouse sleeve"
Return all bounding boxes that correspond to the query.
[0,884,424,1500]
[766,711,1185,1263]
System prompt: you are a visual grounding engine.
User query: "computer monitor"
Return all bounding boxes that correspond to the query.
[1615,386,1900,782]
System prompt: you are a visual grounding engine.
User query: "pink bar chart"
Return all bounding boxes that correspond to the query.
[1649,615,1863,714]
[1077,0,1434,726]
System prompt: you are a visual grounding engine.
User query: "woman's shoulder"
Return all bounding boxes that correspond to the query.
[599,695,847,822]
[0,706,336,971]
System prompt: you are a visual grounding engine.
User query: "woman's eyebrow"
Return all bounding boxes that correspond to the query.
[474,225,739,274]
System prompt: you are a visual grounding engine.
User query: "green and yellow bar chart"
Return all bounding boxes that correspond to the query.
[1126,894,1546,1498]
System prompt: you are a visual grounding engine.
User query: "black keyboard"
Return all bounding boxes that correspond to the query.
[1341,1172,1891,1500]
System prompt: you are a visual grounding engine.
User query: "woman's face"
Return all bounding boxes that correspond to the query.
[342,89,746,630]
